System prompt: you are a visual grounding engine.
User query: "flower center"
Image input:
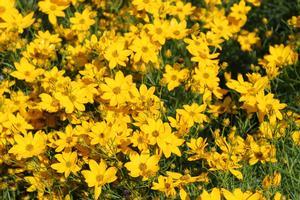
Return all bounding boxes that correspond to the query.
[155,28,162,34]
[26,144,34,151]
[0,6,5,14]
[171,75,177,81]
[112,50,119,58]
[66,136,73,144]
[152,130,159,137]
[139,163,147,171]
[173,30,180,36]
[203,72,210,79]
[65,161,72,168]
[96,175,104,182]
[141,46,149,52]
[79,18,85,24]
[50,5,57,11]
[137,136,144,143]
[113,86,121,95]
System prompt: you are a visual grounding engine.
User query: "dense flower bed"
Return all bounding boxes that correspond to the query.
[0,0,299,199]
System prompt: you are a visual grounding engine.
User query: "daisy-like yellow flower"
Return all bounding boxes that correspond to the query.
[168,18,188,40]
[132,0,159,13]
[262,171,281,189]
[152,175,177,197]
[54,81,93,114]
[100,71,132,107]
[187,137,208,161]
[125,152,160,180]
[188,43,219,67]
[8,131,46,160]
[55,125,78,152]
[89,121,109,145]
[130,32,158,63]
[198,188,221,200]
[0,9,35,33]
[141,118,184,158]
[146,19,169,45]
[51,151,80,177]
[38,93,60,113]
[162,64,189,91]
[70,8,96,31]
[237,30,260,51]
[221,188,264,200]
[38,0,69,25]
[104,40,132,69]
[210,17,233,40]
[11,58,44,83]
[263,44,298,68]
[0,0,15,18]
[81,159,117,200]
[169,1,195,20]
[3,113,33,134]
[131,131,150,151]
[192,66,224,100]
[291,131,300,145]
[256,92,286,123]
[229,0,251,24]
[140,118,166,146]
[176,103,208,127]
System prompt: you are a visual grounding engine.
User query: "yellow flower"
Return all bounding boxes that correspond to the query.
[8,131,46,160]
[169,1,195,20]
[54,81,91,113]
[38,0,69,25]
[176,103,208,127]
[104,40,132,69]
[124,152,160,180]
[25,173,47,195]
[89,121,108,145]
[55,125,78,152]
[81,159,117,200]
[132,0,159,14]
[3,113,33,134]
[262,172,281,189]
[140,118,165,145]
[146,19,169,45]
[198,188,221,200]
[263,44,298,69]
[188,43,219,67]
[0,0,15,18]
[221,188,264,200]
[229,0,251,24]
[11,58,44,83]
[256,92,286,123]
[100,71,132,107]
[130,32,158,63]
[141,118,184,158]
[168,18,188,40]
[152,175,177,197]
[187,137,208,161]
[192,66,224,99]
[238,30,260,51]
[51,151,80,177]
[246,0,261,6]
[0,9,35,33]
[38,93,60,113]
[131,131,150,151]
[157,126,184,158]
[291,130,300,145]
[70,8,96,31]
[162,64,188,91]
[247,135,277,165]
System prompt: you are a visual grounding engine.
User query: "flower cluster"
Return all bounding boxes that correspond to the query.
[0,0,299,199]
